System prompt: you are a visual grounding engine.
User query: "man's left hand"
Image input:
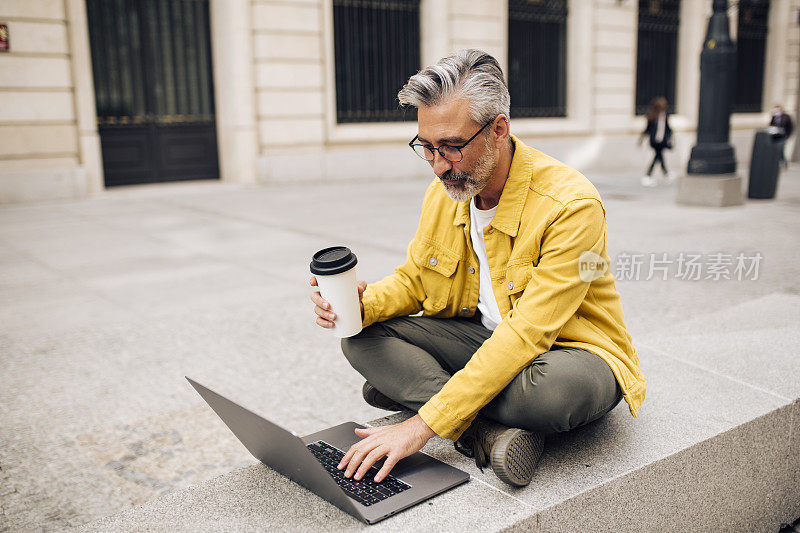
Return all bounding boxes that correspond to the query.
[337,414,437,482]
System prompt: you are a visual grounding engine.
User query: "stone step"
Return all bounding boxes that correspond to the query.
[77,293,800,532]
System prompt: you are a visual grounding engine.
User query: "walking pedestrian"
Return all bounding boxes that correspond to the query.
[638,97,674,187]
[769,103,794,168]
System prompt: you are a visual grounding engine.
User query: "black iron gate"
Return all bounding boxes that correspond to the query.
[635,0,681,115]
[508,0,568,118]
[734,0,770,113]
[86,0,219,187]
[332,0,420,123]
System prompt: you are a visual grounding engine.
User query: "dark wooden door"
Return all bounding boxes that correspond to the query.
[86,0,219,187]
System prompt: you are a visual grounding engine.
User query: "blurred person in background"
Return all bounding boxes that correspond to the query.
[769,103,794,168]
[638,96,674,187]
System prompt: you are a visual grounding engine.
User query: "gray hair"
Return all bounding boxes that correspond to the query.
[397,49,510,125]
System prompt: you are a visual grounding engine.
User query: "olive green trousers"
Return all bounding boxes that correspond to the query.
[340,315,622,435]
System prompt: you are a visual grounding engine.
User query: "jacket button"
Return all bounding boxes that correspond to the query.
[508,281,514,290]
[460,307,470,314]
[468,266,475,274]
[429,257,437,266]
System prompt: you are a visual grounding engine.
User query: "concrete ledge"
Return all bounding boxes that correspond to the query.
[78,293,800,532]
[529,404,798,532]
[76,436,528,532]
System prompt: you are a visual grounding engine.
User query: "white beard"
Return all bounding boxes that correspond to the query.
[440,138,497,203]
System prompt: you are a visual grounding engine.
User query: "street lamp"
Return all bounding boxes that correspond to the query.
[677,0,744,206]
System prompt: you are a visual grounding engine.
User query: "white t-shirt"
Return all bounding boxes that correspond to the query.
[469,197,503,330]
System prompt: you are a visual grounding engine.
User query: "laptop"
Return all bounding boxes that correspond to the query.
[186,377,470,524]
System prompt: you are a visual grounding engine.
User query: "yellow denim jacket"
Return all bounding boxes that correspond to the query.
[360,136,646,440]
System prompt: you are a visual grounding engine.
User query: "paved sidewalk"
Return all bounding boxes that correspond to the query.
[1,168,799,530]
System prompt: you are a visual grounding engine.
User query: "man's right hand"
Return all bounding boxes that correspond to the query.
[310,276,367,329]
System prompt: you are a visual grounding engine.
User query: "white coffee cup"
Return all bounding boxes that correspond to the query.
[310,246,363,338]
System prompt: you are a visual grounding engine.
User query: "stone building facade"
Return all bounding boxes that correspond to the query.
[0,0,798,203]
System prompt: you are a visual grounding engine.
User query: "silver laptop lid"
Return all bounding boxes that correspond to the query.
[185,377,362,521]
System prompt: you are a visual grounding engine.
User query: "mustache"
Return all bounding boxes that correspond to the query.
[440,171,470,182]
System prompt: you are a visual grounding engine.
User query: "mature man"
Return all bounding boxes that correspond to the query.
[310,50,646,487]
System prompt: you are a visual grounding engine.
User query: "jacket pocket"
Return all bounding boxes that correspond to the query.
[413,240,459,312]
[505,263,533,300]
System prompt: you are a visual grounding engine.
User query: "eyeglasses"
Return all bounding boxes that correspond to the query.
[409,118,495,163]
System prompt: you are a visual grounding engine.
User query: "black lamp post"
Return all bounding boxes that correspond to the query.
[687,0,737,175]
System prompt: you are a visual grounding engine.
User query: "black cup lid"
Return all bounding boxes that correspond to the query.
[310,246,357,276]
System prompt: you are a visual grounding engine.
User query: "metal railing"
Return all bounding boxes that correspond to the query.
[332,0,420,123]
[508,0,568,118]
[86,0,215,126]
[635,0,681,115]
[734,0,770,113]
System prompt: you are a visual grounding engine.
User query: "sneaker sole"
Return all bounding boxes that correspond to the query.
[490,429,544,487]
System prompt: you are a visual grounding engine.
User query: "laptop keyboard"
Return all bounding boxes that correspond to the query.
[307,440,411,506]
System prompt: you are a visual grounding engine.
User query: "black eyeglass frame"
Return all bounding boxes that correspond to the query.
[408,117,497,163]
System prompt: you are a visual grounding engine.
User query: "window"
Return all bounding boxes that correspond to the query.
[332,0,420,123]
[733,0,770,113]
[635,0,680,115]
[508,0,568,118]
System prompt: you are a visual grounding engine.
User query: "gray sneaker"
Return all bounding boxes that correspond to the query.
[454,417,544,487]
[361,382,405,412]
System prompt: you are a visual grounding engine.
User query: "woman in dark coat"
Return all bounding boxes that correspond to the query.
[639,97,674,186]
